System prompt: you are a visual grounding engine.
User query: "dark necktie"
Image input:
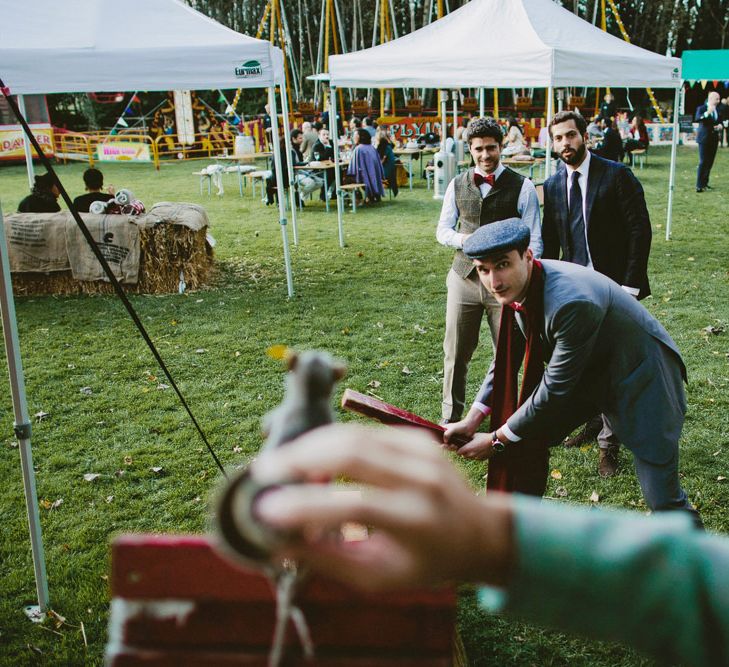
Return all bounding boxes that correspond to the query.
[568,172,589,266]
[474,172,496,187]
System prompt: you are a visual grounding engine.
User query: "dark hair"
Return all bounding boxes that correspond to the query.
[351,116,362,128]
[464,117,503,144]
[83,167,104,190]
[508,117,523,134]
[290,128,303,140]
[356,128,371,144]
[33,172,55,193]
[313,121,322,131]
[548,110,587,137]
[363,116,376,128]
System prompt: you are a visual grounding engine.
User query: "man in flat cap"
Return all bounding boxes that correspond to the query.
[436,117,542,427]
[444,220,699,524]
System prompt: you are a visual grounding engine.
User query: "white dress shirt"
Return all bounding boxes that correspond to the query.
[436,163,543,258]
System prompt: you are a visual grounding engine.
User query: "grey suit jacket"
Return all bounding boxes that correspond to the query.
[475,260,686,464]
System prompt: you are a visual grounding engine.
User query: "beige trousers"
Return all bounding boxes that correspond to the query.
[442,268,502,421]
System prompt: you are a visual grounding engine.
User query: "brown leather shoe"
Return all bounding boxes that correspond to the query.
[564,415,602,448]
[598,446,619,478]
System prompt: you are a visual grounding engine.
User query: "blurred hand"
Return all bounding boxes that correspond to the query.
[251,424,514,591]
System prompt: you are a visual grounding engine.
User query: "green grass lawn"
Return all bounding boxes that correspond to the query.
[0,146,727,665]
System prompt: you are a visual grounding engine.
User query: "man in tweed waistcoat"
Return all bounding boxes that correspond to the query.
[436,117,542,423]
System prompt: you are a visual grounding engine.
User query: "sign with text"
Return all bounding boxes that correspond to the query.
[96,142,151,162]
[379,116,465,143]
[0,125,54,161]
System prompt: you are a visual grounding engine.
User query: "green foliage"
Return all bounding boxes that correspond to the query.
[0,146,727,665]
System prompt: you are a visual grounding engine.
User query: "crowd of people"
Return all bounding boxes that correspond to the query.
[228,100,729,666]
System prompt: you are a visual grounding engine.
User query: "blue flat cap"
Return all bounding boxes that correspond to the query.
[463,218,531,259]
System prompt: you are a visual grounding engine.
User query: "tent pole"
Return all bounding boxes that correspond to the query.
[479,87,485,117]
[18,96,35,190]
[666,85,680,241]
[0,203,49,620]
[279,83,299,245]
[329,86,346,248]
[545,85,554,178]
[268,87,295,297]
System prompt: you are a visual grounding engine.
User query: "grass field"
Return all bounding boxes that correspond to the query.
[0,146,727,665]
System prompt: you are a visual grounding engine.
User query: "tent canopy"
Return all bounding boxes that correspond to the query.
[681,50,729,81]
[327,0,681,89]
[0,0,284,94]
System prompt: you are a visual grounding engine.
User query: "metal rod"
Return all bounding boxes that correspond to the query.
[0,202,49,613]
[666,86,680,241]
[546,85,554,178]
[279,84,299,245]
[268,87,295,297]
[329,86,346,248]
[17,95,35,190]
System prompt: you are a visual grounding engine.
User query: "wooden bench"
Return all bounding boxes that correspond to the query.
[105,534,457,666]
[247,170,271,200]
[224,164,257,197]
[339,183,367,212]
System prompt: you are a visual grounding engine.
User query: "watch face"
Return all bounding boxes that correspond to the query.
[493,439,505,452]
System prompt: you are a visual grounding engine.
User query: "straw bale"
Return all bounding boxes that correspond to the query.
[11,223,213,297]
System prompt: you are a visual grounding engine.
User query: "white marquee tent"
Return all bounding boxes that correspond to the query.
[321,0,682,240]
[0,0,298,617]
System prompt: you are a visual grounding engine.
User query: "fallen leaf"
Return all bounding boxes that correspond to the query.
[105,495,114,503]
[414,324,427,334]
[196,299,204,303]
[589,491,600,503]
[67,364,75,369]
[47,610,67,628]
[80,387,93,395]
[266,344,289,360]
[341,328,350,335]
[150,467,163,474]
[712,450,721,457]
[376,322,384,329]
[83,473,101,483]
[170,320,177,326]
[687,256,695,262]
[555,487,568,497]
[367,380,381,389]
[34,411,49,422]
[9,440,18,448]
[114,469,125,478]
[235,351,241,357]
[157,383,169,390]
[718,476,727,482]
[401,366,413,375]
[357,251,364,257]
[703,325,725,335]
[39,499,52,510]
[579,444,592,453]
[232,445,242,454]
[195,348,207,354]
[550,469,562,480]
[377,360,390,368]
[123,456,133,466]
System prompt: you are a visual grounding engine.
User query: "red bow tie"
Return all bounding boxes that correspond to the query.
[509,302,525,312]
[474,172,496,187]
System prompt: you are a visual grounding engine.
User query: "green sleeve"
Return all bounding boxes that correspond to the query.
[479,496,729,666]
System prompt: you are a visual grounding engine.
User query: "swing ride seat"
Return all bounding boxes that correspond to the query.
[105,534,457,666]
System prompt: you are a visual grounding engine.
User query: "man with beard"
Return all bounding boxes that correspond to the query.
[541,110,652,477]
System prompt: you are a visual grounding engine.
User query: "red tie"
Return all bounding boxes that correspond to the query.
[474,172,496,187]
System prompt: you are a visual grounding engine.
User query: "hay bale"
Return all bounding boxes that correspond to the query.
[11,223,213,297]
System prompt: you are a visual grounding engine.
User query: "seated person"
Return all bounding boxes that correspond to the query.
[311,127,335,201]
[73,168,115,213]
[347,128,385,203]
[375,126,399,198]
[18,172,61,213]
[268,130,323,206]
[593,117,624,163]
[501,118,529,157]
[624,114,649,165]
[586,115,604,145]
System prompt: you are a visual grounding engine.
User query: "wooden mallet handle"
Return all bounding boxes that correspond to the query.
[340,389,471,448]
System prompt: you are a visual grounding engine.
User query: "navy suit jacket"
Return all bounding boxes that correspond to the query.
[694,103,724,144]
[542,153,652,299]
[476,261,686,464]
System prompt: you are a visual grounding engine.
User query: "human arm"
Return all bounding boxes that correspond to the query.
[247,424,729,666]
[614,166,651,294]
[517,179,542,258]
[435,180,468,248]
[540,181,562,260]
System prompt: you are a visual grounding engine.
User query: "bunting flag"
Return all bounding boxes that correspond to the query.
[218,92,227,103]
[686,80,695,88]
[700,80,708,89]
[117,116,129,127]
[124,106,134,116]
[225,104,234,115]
[712,80,719,88]
[131,95,141,104]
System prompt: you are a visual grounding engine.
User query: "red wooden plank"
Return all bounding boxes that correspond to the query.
[341,389,470,447]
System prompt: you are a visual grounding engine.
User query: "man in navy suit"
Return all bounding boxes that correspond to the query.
[540,110,652,477]
[695,91,723,193]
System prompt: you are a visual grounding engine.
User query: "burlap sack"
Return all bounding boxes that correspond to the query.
[4,213,71,273]
[64,214,141,284]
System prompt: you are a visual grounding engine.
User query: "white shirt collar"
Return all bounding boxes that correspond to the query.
[475,162,505,179]
[566,149,591,182]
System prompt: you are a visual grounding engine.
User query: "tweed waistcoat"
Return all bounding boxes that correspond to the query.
[451,167,525,278]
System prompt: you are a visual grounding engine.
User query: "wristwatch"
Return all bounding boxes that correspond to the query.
[491,432,506,453]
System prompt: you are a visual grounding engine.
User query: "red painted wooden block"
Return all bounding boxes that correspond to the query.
[106,534,457,666]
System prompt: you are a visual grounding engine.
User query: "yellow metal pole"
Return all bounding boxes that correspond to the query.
[256,1,271,39]
[493,89,499,119]
[326,0,345,115]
